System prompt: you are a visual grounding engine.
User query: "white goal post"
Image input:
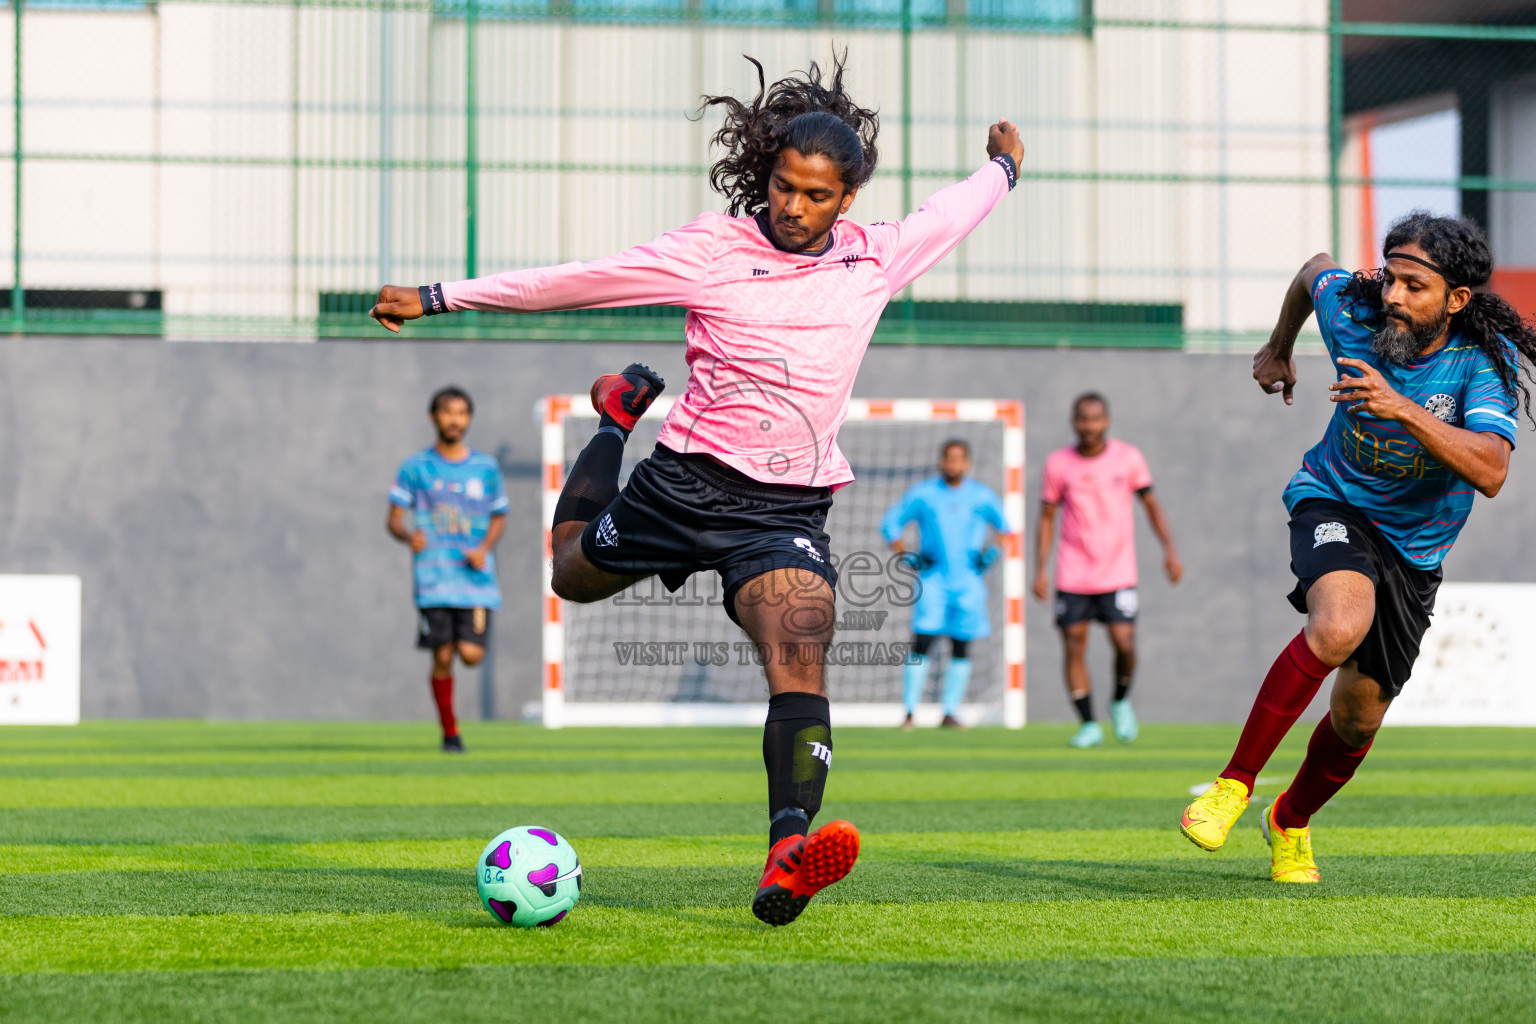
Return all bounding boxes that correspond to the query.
[539,395,1026,729]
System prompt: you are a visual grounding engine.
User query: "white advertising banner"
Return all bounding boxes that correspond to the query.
[0,575,82,725]
[1391,582,1536,726]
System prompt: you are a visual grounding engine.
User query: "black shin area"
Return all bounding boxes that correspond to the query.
[763,691,832,846]
[552,428,624,527]
[911,634,937,657]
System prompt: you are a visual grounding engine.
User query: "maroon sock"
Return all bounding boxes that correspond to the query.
[431,674,458,738]
[1221,631,1333,791]
[1273,714,1372,829]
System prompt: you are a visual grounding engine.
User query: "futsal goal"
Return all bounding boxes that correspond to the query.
[537,396,1025,729]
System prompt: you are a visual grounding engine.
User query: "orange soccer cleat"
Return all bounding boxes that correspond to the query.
[751,820,860,927]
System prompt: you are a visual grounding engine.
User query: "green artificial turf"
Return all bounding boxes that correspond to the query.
[1,721,1532,1022]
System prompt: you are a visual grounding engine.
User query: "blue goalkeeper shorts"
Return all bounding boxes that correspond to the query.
[911,574,991,641]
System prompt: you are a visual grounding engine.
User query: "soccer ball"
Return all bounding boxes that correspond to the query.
[475,825,582,928]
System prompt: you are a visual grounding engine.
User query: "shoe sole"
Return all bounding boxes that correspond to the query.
[1179,821,1225,852]
[751,821,860,927]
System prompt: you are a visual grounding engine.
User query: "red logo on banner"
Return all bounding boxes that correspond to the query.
[0,619,47,683]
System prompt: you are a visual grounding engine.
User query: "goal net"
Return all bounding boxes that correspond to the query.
[538,396,1025,728]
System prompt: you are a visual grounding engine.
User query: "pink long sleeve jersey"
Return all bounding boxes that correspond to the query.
[441,157,1015,488]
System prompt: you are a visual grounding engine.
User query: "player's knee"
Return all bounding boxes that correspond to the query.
[457,643,485,666]
[1329,708,1380,747]
[1306,613,1369,665]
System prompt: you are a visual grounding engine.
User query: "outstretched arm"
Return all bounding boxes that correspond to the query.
[370,214,718,332]
[1137,488,1182,584]
[877,120,1024,294]
[1253,253,1344,405]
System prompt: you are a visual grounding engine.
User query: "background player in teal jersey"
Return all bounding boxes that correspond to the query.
[388,387,508,752]
[882,439,1011,729]
[1181,212,1536,884]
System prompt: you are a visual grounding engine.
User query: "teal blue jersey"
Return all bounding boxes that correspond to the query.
[390,448,509,609]
[881,476,1009,585]
[1283,269,1520,569]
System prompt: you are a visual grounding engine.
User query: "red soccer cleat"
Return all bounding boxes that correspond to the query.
[751,820,860,927]
[590,362,665,434]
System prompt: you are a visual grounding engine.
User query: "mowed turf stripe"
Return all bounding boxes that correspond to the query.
[2,955,1534,1024]
[11,793,1536,845]
[9,766,1536,809]
[2,898,1533,971]
[7,853,1536,917]
[6,825,1535,874]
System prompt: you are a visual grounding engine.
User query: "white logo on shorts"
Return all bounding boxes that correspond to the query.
[1314,522,1349,548]
[793,537,824,563]
[1423,393,1457,422]
[1114,588,1140,617]
[595,514,619,548]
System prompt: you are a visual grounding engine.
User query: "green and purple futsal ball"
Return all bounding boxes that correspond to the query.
[476,825,582,927]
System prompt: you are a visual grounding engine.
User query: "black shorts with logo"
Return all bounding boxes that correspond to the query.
[1286,498,1442,697]
[1054,589,1139,628]
[580,445,838,627]
[417,606,492,649]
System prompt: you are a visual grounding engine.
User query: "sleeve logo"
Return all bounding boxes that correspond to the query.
[1314,522,1349,548]
[1423,394,1457,423]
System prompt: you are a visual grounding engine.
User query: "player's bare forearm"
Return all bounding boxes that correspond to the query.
[1139,490,1184,584]
[1033,502,1056,601]
[1330,355,1512,496]
[1256,253,1341,405]
[1392,407,1509,497]
[481,514,507,552]
[386,505,414,544]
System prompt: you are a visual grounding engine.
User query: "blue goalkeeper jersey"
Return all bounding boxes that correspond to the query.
[390,448,509,609]
[881,476,1009,584]
[1282,268,1520,569]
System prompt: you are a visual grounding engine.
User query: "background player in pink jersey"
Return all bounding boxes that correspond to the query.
[368,54,1024,926]
[1033,393,1182,748]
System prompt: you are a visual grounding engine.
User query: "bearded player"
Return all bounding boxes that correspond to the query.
[1181,212,1534,883]
[369,55,1024,924]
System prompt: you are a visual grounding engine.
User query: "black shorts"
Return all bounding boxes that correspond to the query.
[1055,588,1139,628]
[417,607,492,650]
[580,444,838,627]
[1286,498,1441,697]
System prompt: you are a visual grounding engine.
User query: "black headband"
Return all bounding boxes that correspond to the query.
[1385,250,1466,287]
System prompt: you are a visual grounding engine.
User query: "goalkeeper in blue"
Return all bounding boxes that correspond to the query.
[882,439,1012,729]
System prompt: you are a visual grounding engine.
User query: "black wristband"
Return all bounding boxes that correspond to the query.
[418,283,447,316]
[992,153,1018,191]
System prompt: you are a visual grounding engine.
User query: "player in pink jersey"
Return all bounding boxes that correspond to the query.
[369,54,1023,926]
[1033,393,1182,748]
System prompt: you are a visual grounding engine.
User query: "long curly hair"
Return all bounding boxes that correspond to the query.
[699,52,880,217]
[1342,211,1536,426]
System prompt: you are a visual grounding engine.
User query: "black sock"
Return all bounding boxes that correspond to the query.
[552,428,625,527]
[1073,694,1094,723]
[763,691,831,846]
[1113,680,1131,703]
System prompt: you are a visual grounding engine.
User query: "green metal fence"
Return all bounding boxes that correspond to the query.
[6,1,1536,347]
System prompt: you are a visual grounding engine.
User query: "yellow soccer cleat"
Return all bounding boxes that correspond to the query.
[1261,794,1320,883]
[1180,776,1251,851]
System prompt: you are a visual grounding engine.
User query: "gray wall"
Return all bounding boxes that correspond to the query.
[3,337,1533,722]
